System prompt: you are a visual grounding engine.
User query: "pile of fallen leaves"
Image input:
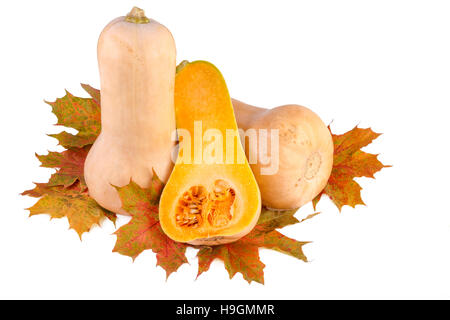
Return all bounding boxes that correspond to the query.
[22,85,388,284]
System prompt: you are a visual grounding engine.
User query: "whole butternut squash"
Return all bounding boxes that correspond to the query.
[84,7,176,215]
[159,61,261,246]
[232,99,333,210]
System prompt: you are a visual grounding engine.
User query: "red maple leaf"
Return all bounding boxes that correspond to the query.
[112,176,188,278]
[36,146,90,188]
[196,208,310,284]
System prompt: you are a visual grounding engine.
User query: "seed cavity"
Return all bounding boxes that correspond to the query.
[175,180,236,229]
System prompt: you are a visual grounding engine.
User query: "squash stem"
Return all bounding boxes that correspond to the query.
[176,60,190,74]
[125,7,150,24]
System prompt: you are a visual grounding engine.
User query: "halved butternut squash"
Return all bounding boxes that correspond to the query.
[159,61,261,246]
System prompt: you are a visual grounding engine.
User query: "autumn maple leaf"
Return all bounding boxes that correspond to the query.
[313,126,390,210]
[22,181,115,238]
[22,84,115,238]
[46,84,101,148]
[30,84,101,190]
[36,145,90,188]
[23,83,389,283]
[196,208,310,284]
[112,177,311,282]
[112,175,188,279]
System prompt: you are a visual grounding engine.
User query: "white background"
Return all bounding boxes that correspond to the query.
[1,0,449,299]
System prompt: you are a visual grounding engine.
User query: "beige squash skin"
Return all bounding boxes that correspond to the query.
[232,99,333,209]
[84,10,176,215]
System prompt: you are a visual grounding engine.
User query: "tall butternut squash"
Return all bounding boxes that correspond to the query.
[84,7,176,215]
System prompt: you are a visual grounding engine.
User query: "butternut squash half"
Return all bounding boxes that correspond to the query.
[159,61,261,245]
[84,7,176,215]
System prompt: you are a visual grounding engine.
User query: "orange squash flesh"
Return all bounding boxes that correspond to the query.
[159,61,261,245]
